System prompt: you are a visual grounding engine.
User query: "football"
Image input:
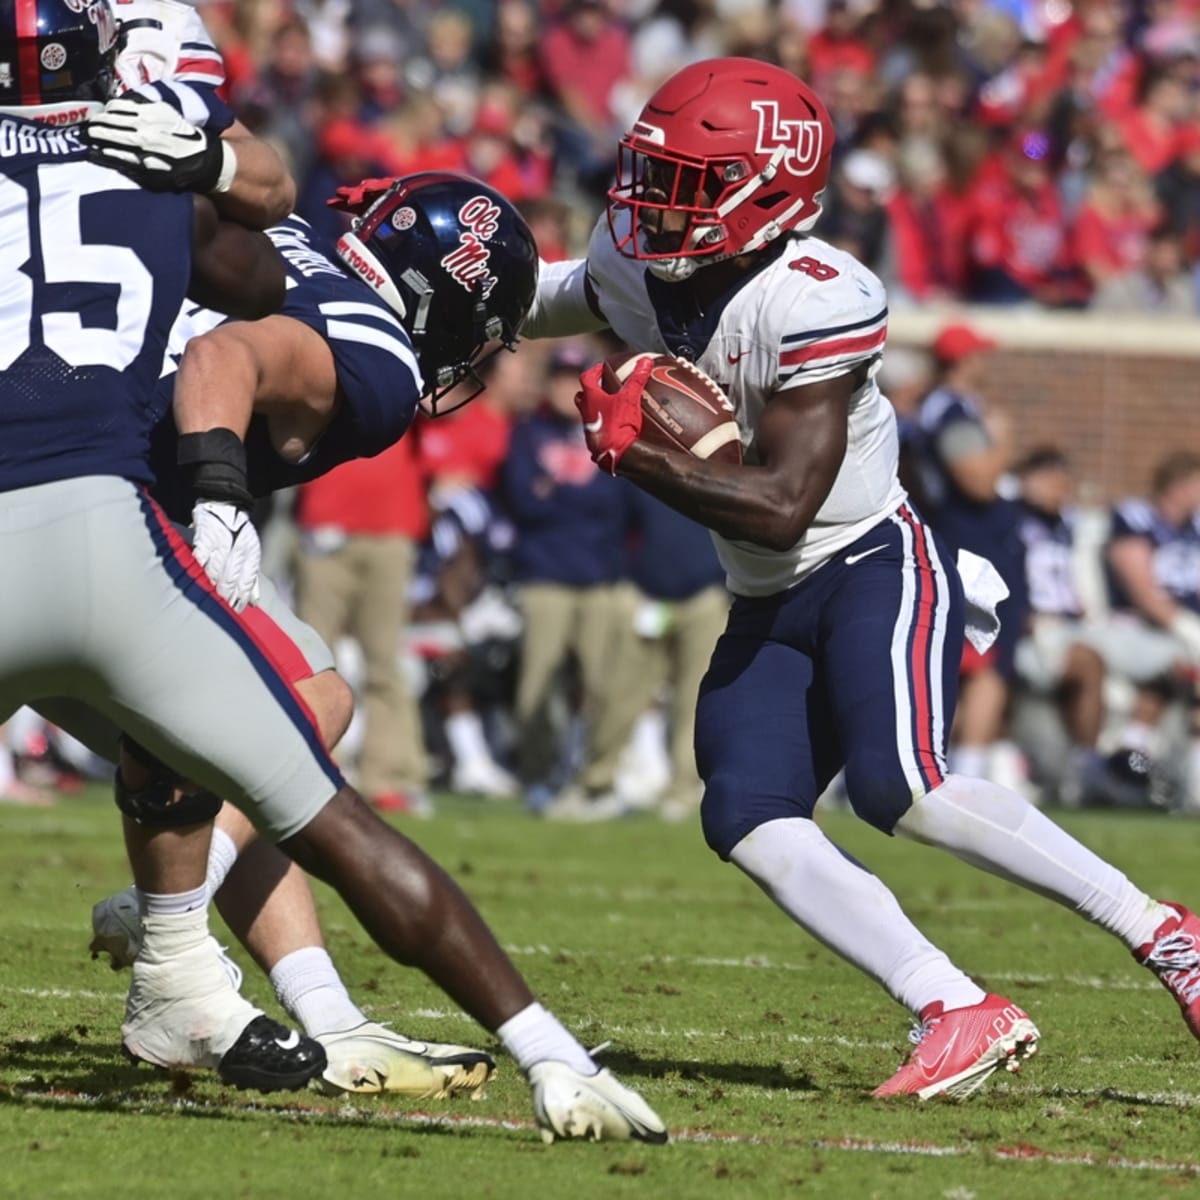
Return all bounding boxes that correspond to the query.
[602,352,743,465]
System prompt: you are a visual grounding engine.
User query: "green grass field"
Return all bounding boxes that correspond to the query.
[1,791,1198,1199]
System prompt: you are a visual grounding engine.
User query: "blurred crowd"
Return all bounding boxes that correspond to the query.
[189,0,1200,311]
[7,0,1200,815]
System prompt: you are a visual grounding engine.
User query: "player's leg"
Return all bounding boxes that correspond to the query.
[577,583,644,800]
[350,534,428,808]
[835,513,1200,1044]
[797,510,1038,1096]
[695,581,1002,1094]
[513,583,575,793]
[105,488,664,1140]
[663,585,728,815]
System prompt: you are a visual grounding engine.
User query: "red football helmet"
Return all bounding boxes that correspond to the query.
[608,58,834,280]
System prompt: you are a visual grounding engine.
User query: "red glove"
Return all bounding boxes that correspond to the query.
[327,177,401,215]
[574,358,651,475]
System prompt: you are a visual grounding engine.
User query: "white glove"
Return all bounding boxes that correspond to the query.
[1170,609,1200,663]
[85,96,235,193]
[191,501,261,613]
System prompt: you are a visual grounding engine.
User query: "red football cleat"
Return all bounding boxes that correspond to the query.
[873,993,1040,1100]
[1136,902,1200,1040]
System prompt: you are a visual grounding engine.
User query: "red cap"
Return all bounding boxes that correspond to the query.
[933,323,997,363]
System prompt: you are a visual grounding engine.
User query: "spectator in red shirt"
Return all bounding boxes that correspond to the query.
[965,129,1082,304]
[808,0,875,95]
[1119,68,1191,175]
[1073,148,1162,290]
[481,0,548,97]
[539,0,632,193]
[887,138,967,302]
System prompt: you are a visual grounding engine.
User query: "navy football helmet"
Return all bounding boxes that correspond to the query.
[333,172,539,414]
[0,0,120,119]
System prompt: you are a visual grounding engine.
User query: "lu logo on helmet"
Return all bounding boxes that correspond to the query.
[751,100,824,178]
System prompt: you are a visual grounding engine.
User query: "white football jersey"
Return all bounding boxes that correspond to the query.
[585,215,906,597]
[114,0,225,118]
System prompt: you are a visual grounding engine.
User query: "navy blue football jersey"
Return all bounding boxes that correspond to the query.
[150,215,422,519]
[1106,498,1200,614]
[1015,501,1082,618]
[0,115,193,493]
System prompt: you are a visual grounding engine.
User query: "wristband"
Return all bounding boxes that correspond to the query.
[213,139,237,194]
[177,428,252,507]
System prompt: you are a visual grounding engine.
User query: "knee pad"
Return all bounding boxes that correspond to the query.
[114,738,222,828]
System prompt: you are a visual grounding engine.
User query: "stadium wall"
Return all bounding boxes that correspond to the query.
[888,309,1200,504]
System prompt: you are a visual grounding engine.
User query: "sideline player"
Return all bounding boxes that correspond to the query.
[524,57,1200,1097]
[80,183,530,1099]
[0,3,665,1142]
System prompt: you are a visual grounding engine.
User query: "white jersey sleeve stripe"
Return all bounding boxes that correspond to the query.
[324,319,421,383]
[318,300,407,335]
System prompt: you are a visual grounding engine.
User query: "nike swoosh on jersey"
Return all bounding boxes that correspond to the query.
[727,349,750,364]
[845,544,887,564]
[583,414,604,433]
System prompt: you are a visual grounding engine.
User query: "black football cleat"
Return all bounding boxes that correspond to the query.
[217,1015,327,1093]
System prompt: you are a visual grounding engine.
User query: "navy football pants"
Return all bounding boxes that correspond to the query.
[697,504,965,858]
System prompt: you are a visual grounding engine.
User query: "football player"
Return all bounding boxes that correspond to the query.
[524,57,1200,1096]
[0,3,665,1142]
[77,178,530,1099]
[0,0,320,1091]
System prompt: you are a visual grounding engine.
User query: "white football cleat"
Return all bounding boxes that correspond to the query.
[313,1022,496,1098]
[122,918,323,1092]
[529,1061,668,1144]
[91,885,242,988]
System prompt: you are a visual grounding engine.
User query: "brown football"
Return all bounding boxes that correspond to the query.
[601,352,743,465]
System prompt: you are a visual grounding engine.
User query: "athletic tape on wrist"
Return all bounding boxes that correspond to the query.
[213,139,237,194]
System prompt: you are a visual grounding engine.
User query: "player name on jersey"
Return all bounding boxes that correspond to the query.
[0,121,86,157]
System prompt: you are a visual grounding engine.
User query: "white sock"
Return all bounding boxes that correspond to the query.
[205,827,239,897]
[730,818,985,1014]
[497,1002,596,1075]
[897,774,1172,948]
[445,711,492,766]
[138,906,209,959]
[142,884,208,917]
[268,946,366,1036]
[948,745,988,779]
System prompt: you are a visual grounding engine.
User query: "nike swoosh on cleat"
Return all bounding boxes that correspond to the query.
[918,1029,960,1081]
[583,414,603,433]
[274,1030,301,1050]
[845,545,887,565]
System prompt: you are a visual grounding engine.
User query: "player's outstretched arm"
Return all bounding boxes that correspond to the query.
[603,368,860,552]
[86,101,294,230]
[188,196,286,321]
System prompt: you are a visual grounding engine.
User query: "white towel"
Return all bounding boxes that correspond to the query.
[956,549,1010,654]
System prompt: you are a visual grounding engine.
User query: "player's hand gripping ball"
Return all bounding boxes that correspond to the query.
[604,353,743,464]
